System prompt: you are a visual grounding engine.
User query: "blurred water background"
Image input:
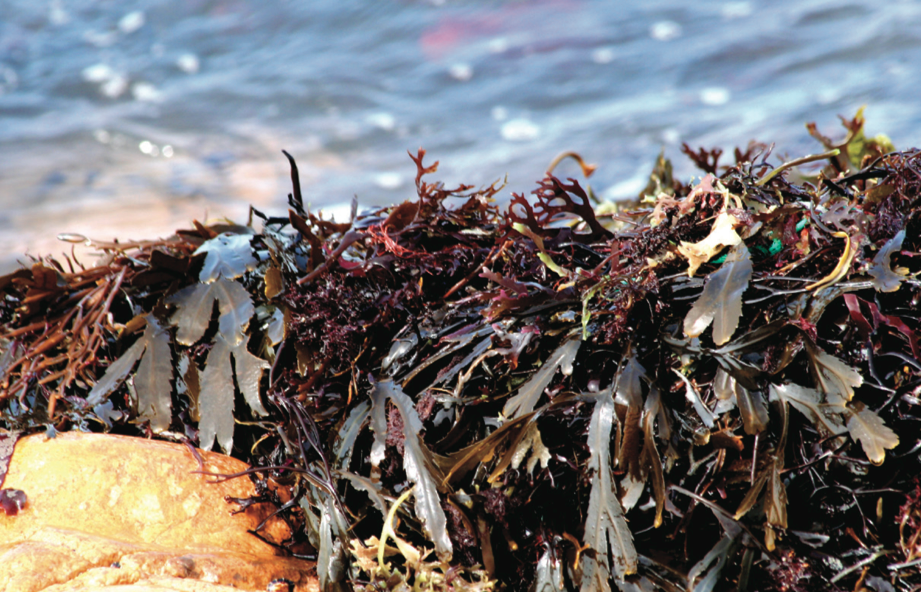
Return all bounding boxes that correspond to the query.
[2,0,920,273]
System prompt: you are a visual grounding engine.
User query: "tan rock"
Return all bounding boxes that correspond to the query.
[0,432,318,592]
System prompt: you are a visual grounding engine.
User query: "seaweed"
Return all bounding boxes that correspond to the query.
[2,114,921,591]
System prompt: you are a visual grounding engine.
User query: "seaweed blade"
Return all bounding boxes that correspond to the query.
[86,316,173,432]
[807,343,863,406]
[581,388,637,591]
[199,334,235,452]
[85,327,148,407]
[168,277,254,347]
[231,334,270,417]
[193,334,271,452]
[195,233,258,283]
[684,243,752,346]
[503,338,580,420]
[845,402,899,465]
[868,229,906,292]
[768,382,845,437]
[677,210,742,278]
[134,317,173,432]
[533,548,566,592]
[371,380,453,562]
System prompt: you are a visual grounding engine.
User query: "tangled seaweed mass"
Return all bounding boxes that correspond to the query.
[1,112,921,591]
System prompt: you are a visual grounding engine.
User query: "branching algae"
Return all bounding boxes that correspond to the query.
[2,112,920,591]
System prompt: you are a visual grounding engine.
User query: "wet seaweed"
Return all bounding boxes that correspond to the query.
[1,115,921,591]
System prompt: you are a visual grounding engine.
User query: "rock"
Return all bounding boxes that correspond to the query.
[0,432,318,592]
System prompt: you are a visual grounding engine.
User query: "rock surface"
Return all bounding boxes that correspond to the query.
[0,432,318,592]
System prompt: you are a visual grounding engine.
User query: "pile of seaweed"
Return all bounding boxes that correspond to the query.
[2,111,921,592]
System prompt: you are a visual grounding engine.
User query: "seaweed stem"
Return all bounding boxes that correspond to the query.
[670,484,772,555]
[805,231,853,291]
[442,240,509,300]
[546,151,597,178]
[755,149,841,187]
[296,230,363,285]
[830,547,889,583]
[282,150,304,215]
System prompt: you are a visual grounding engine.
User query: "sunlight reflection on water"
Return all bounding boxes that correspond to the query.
[2,0,920,271]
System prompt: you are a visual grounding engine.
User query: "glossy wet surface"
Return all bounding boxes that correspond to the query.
[2,0,920,272]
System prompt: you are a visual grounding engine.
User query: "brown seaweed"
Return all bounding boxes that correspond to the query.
[1,115,920,591]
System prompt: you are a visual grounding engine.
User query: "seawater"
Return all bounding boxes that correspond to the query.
[2,0,920,272]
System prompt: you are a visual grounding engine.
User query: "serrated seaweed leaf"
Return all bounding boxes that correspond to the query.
[86,327,148,406]
[86,317,174,430]
[618,404,644,512]
[736,386,769,436]
[582,389,637,586]
[712,367,736,414]
[134,317,173,432]
[199,334,235,452]
[169,277,254,347]
[177,352,201,421]
[677,211,742,277]
[443,414,533,486]
[845,401,899,465]
[806,342,863,406]
[368,383,388,476]
[533,548,566,592]
[674,370,715,428]
[618,403,642,469]
[684,243,752,345]
[734,427,787,551]
[214,277,256,346]
[641,387,666,527]
[401,326,493,386]
[195,233,257,282]
[334,401,372,471]
[318,497,336,591]
[231,335,269,416]
[869,229,906,292]
[317,496,347,590]
[265,306,286,345]
[615,352,647,511]
[733,468,768,521]
[688,509,742,592]
[714,368,767,435]
[735,450,787,535]
[372,380,453,561]
[446,336,495,395]
[768,383,845,437]
[487,417,545,484]
[509,422,551,474]
[392,388,453,562]
[193,332,274,451]
[168,282,215,346]
[338,470,388,518]
[580,554,612,592]
[613,354,645,408]
[504,338,580,419]
[264,264,284,299]
[765,459,787,530]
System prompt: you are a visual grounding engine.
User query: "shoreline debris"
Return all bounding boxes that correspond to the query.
[2,111,920,591]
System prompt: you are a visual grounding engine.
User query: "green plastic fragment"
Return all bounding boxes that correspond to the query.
[769,237,782,255]
[717,238,781,263]
[795,217,808,232]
